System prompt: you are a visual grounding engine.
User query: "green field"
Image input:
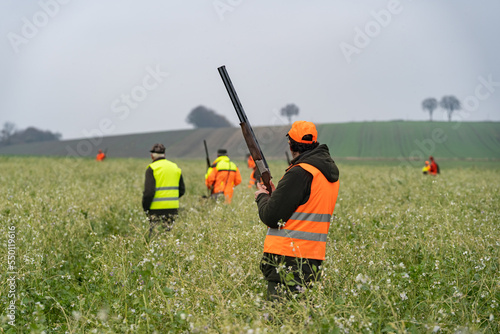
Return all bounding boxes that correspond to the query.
[0,121,499,161]
[318,121,500,160]
[1,156,499,333]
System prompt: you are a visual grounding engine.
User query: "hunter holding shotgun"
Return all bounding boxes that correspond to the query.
[255,121,340,300]
[217,65,340,301]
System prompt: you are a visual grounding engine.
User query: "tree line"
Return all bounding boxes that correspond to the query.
[0,122,61,147]
[422,95,461,122]
[1,95,461,148]
[1,102,299,147]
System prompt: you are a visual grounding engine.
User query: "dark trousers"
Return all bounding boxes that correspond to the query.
[260,253,323,301]
[148,213,176,237]
[210,192,224,201]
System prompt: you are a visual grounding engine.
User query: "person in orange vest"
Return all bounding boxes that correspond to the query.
[422,160,430,175]
[428,156,440,175]
[254,120,340,301]
[143,143,185,236]
[96,149,106,161]
[205,149,242,204]
[246,154,261,188]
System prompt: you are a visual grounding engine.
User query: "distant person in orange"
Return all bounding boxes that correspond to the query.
[205,149,242,203]
[96,149,106,161]
[422,161,430,175]
[246,154,260,188]
[428,156,440,175]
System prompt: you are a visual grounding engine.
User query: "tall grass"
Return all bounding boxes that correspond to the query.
[0,156,499,333]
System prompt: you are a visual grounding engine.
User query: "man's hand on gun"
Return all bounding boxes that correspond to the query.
[254,181,276,200]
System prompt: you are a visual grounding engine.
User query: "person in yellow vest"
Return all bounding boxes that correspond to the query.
[254,121,340,301]
[422,160,430,175]
[142,143,185,236]
[205,149,242,204]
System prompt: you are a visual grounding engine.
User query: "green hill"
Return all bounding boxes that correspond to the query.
[318,121,500,160]
[0,121,499,161]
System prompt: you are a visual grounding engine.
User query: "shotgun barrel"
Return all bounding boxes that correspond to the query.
[217,65,273,195]
[203,140,211,168]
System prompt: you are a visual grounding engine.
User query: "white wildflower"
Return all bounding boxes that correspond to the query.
[72,311,81,321]
[355,273,369,284]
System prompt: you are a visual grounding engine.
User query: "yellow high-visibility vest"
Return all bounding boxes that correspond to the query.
[149,159,182,210]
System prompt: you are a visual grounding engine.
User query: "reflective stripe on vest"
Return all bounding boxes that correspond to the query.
[149,159,182,210]
[263,163,339,260]
[266,228,328,242]
[156,186,179,191]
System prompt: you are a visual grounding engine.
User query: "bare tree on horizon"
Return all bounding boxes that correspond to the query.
[0,122,16,145]
[280,103,300,125]
[422,98,438,121]
[440,95,461,122]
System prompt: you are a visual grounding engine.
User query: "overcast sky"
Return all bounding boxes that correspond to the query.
[1,0,499,140]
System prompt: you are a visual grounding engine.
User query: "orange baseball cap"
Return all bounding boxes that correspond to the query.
[287,121,317,144]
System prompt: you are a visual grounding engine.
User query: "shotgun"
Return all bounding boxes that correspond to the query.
[285,151,291,165]
[203,140,211,168]
[217,65,273,195]
[202,140,214,198]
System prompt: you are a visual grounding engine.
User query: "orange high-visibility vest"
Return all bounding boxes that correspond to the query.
[205,156,241,203]
[248,168,257,188]
[247,155,256,169]
[96,153,106,161]
[263,163,339,260]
